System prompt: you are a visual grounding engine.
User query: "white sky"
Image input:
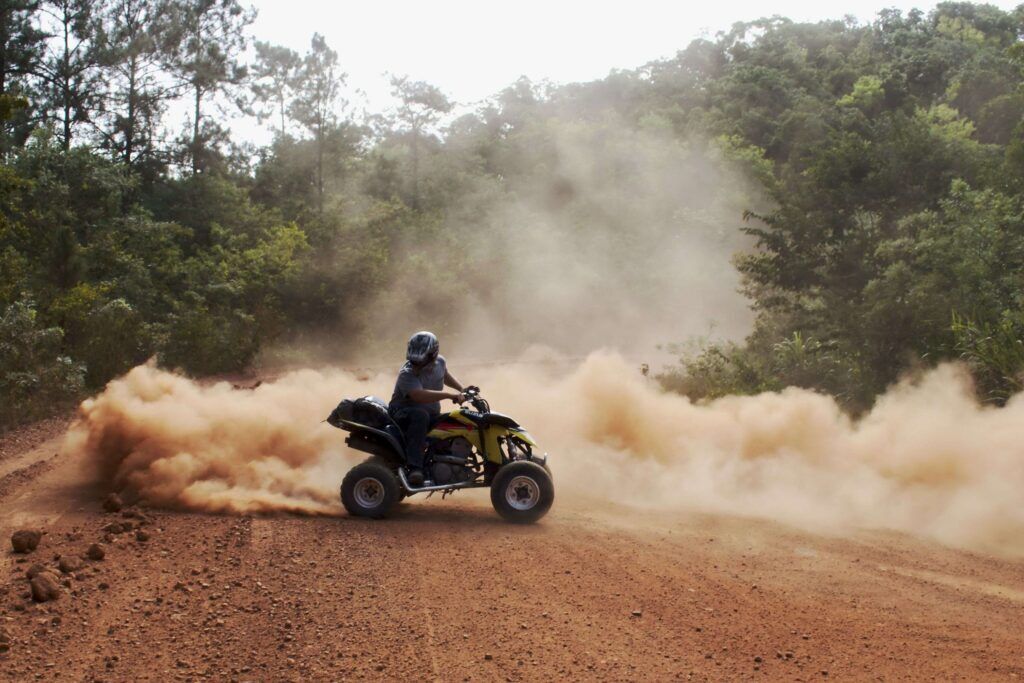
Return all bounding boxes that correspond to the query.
[231,0,1021,143]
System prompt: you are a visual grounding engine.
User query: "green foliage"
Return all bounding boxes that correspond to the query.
[157,293,258,376]
[658,340,775,401]
[49,284,150,386]
[838,75,885,112]
[951,312,1024,404]
[659,331,865,404]
[0,300,85,427]
[6,1,1024,425]
[643,4,1024,407]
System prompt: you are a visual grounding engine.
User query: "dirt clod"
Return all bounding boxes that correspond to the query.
[86,543,106,561]
[25,563,49,580]
[102,493,123,513]
[135,530,150,542]
[10,530,42,553]
[58,556,83,574]
[29,572,62,602]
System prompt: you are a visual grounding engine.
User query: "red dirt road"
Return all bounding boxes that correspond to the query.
[1,426,1023,682]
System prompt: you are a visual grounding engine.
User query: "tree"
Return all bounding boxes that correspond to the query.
[0,299,84,425]
[164,0,253,175]
[249,40,299,138]
[98,0,179,169]
[388,75,452,209]
[290,33,344,213]
[36,0,104,150]
[0,0,45,156]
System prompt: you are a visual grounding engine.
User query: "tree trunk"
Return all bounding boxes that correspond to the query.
[61,9,71,151]
[411,126,420,210]
[125,55,137,165]
[316,121,324,213]
[190,11,203,175]
[192,83,201,175]
[0,9,7,97]
[0,15,8,160]
[279,94,285,137]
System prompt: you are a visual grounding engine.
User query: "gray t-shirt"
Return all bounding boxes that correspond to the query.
[389,355,447,416]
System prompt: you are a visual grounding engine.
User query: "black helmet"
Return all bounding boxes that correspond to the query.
[406,331,439,366]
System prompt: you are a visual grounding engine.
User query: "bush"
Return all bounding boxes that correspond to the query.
[0,301,85,428]
[951,312,1024,404]
[658,331,866,405]
[657,339,775,401]
[49,285,151,387]
[156,293,259,376]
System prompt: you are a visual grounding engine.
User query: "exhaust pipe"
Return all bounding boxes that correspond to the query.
[396,468,486,494]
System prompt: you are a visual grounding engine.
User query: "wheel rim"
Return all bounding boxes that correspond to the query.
[505,475,540,511]
[354,477,385,508]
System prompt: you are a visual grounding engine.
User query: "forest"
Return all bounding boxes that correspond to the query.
[3,0,1024,427]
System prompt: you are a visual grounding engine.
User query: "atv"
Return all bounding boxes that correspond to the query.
[326,387,554,523]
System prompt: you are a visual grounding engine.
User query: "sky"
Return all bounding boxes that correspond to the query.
[232,0,1022,143]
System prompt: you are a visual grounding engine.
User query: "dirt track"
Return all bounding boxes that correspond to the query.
[1,426,1023,682]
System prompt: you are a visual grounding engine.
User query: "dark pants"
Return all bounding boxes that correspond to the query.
[392,406,432,469]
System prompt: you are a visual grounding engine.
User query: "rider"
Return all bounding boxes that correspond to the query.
[389,331,465,486]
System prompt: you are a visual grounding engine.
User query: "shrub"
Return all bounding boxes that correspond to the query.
[0,301,85,428]
[950,311,1024,404]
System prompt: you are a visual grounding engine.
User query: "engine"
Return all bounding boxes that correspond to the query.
[429,437,475,485]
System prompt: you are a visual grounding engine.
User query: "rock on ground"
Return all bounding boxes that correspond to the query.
[86,543,106,561]
[25,563,49,580]
[29,572,62,602]
[58,556,84,574]
[10,529,42,553]
[102,493,123,513]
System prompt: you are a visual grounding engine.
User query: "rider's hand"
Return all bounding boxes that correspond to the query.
[449,391,465,403]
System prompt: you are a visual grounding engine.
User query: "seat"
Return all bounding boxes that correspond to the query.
[384,423,406,447]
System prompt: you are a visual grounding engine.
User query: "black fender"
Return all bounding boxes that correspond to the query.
[337,419,405,466]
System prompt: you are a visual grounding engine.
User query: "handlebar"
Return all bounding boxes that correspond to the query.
[459,386,489,412]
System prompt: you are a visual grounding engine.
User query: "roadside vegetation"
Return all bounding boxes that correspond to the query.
[2,1,1024,427]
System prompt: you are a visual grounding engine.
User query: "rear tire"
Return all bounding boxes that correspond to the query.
[490,461,554,524]
[341,458,401,519]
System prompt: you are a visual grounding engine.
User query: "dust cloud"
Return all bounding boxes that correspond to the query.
[274,123,762,367]
[63,352,1024,555]
[60,363,389,515]
[56,113,1021,547]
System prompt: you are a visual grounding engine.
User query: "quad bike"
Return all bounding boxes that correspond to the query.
[326,387,554,523]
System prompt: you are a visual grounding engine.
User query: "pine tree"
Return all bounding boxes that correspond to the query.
[36,0,104,149]
[0,0,45,155]
[249,40,299,139]
[96,0,178,168]
[164,0,253,175]
[290,33,344,213]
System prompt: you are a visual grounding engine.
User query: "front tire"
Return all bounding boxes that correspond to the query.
[490,461,554,524]
[341,458,401,519]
